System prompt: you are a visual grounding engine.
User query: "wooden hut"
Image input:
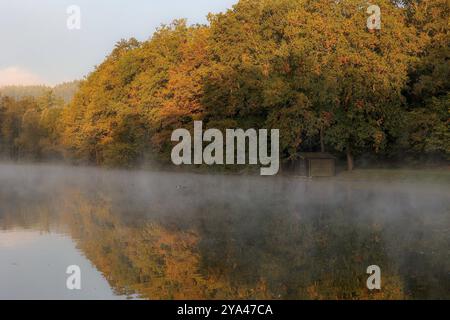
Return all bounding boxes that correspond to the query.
[293,152,336,177]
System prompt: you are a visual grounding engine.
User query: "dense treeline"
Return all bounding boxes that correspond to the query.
[0,0,448,170]
[0,91,64,161]
[0,81,79,161]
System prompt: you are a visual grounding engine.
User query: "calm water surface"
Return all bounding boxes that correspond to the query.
[0,163,449,299]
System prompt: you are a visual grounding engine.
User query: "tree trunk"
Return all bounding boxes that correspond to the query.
[346,145,354,171]
[320,127,325,153]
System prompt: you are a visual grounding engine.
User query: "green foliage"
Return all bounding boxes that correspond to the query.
[402,93,450,156]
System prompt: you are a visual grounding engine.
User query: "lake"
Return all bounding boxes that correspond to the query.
[0,163,448,299]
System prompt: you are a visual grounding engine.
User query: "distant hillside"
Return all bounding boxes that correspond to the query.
[0,80,80,103]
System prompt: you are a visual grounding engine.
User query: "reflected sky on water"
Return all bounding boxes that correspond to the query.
[0,230,129,299]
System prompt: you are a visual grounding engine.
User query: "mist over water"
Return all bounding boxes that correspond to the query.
[0,163,449,299]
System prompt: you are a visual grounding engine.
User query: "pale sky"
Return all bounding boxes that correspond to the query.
[0,0,237,86]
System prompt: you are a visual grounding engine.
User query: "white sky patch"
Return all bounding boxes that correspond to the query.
[0,66,46,87]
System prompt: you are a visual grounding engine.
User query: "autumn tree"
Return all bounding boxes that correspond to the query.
[292,0,419,170]
[5,0,444,169]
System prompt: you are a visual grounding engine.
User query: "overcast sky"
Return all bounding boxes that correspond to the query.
[0,0,237,87]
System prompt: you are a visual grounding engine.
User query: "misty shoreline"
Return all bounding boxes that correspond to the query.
[0,161,449,300]
[0,160,449,187]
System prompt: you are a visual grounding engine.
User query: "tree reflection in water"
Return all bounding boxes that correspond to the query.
[0,164,449,299]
